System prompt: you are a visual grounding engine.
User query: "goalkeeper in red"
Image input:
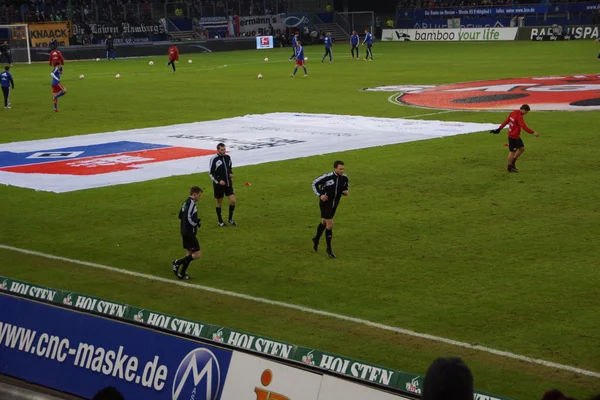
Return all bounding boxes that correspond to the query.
[49,48,64,67]
[167,45,179,72]
[490,104,539,173]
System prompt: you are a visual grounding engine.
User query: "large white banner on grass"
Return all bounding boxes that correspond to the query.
[382,27,518,41]
[0,113,497,193]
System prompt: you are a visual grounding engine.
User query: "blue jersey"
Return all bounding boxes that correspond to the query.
[324,36,332,48]
[363,32,373,45]
[292,35,298,47]
[350,34,359,45]
[295,45,304,61]
[0,71,13,88]
[51,67,61,86]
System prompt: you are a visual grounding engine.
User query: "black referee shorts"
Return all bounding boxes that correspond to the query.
[508,137,524,152]
[320,200,337,220]
[182,235,200,252]
[213,184,234,199]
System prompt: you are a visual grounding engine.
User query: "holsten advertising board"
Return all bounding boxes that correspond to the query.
[0,277,514,400]
[0,292,413,400]
[382,27,518,41]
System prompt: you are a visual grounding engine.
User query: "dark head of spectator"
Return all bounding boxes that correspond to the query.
[92,386,125,400]
[540,389,580,400]
[423,357,473,400]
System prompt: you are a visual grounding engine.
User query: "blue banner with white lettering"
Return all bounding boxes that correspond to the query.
[0,293,232,400]
[415,5,548,17]
[398,2,600,18]
[567,2,600,12]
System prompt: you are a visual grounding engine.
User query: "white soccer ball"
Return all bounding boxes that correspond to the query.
[305,57,308,61]
[188,59,192,64]
[79,74,85,79]
[257,74,263,79]
[149,61,154,65]
[95,58,100,61]
[115,74,121,79]
[264,57,269,62]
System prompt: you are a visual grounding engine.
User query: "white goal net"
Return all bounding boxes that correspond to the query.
[0,24,31,64]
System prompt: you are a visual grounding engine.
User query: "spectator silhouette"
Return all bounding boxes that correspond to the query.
[540,389,580,400]
[423,357,473,400]
[92,386,125,400]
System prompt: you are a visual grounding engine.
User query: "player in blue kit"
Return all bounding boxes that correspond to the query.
[362,29,373,61]
[290,41,308,78]
[350,30,360,60]
[51,62,67,112]
[289,32,299,61]
[321,33,333,63]
[1,66,14,109]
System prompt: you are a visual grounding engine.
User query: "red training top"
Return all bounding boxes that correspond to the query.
[49,50,64,66]
[168,46,179,61]
[498,110,534,139]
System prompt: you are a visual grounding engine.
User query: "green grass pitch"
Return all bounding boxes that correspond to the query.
[1,40,599,399]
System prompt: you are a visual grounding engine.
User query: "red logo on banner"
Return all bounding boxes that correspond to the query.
[254,370,290,400]
[395,75,600,111]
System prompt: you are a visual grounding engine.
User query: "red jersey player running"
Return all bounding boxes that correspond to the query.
[167,45,179,72]
[49,48,64,68]
[490,104,539,173]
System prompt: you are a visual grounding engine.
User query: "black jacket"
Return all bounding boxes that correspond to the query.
[312,171,349,208]
[105,38,115,50]
[208,154,233,186]
[179,197,200,236]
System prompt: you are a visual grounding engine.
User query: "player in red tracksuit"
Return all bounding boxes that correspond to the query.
[490,104,540,173]
[49,49,64,67]
[167,45,179,72]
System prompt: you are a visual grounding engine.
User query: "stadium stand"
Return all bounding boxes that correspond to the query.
[0,0,289,25]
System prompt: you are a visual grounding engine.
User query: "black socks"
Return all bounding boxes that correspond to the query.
[325,229,332,249]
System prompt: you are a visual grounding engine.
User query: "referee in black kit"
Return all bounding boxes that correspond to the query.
[172,186,202,280]
[208,143,237,227]
[311,161,349,259]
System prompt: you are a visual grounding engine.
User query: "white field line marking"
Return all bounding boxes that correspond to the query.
[14,65,232,81]
[387,91,456,119]
[403,110,456,119]
[1,243,598,379]
[387,92,559,115]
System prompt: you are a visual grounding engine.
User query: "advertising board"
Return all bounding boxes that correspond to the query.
[382,27,518,42]
[0,293,232,400]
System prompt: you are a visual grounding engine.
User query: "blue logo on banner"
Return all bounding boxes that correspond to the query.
[173,348,223,400]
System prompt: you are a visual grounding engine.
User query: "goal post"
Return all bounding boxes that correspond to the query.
[337,11,374,37]
[0,24,31,65]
